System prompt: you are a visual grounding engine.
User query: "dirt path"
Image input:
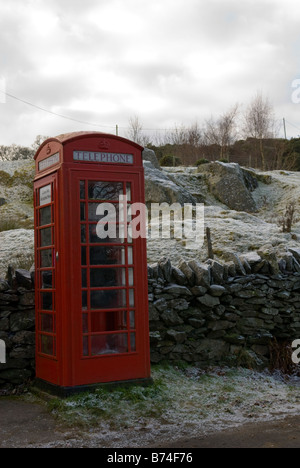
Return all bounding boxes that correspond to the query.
[157,416,300,448]
[1,397,300,448]
[0,398,80,448]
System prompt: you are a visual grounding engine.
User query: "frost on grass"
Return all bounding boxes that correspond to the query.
[42,365,300,448]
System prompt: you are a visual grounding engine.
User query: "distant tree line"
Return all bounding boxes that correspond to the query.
[0,135,48,162]
[127,92,300,171]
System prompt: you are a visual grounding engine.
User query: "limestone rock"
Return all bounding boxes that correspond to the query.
[223,253,246,276]
[197,161,257,212]
[171,266,187,285]
[197,294,220,308]
[178,259,195,286]
[188,260,211,288]
[142,148,161,170]
[158,257,172,283]
[163,284,192,296]
[209,285,226,297]
[144,164,196,205]
[15,269,33,290]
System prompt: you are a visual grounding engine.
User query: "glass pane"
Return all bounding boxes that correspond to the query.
[40,335,54,356]
[88,202,119,223]
[82,313,88,333]
[40,228,52,247]
[130,311,135,329]
[80,181,85,199]
[40,314,53,333]
[82,269,87,288]
[90,289,126,310]
[41,292,53,310]
[83,336,89,356]
[80,203,86,221]
[91,334,128,355]
[40,206,52,226]
[126,183,132,202]
[90,268,126,288]
[128,247,133,264]
[130,333,136,352]
[81,225,86,243]
[41,271,53,289]
[129,289,135,307]
[81,247,87,266]
[128,268,134,286]
[82,291,87,310]
[91,311,127,332]
[90,246,126,266]
[89,225,124,244]
[88,181,123,201]
[40,250,52,268]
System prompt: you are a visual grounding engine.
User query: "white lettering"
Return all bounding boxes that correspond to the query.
[184,204,205,250]
[73,151,134,164]
[128,203,148,239]
[94,198,205,248]
[107,453,142,465]
[96,204,117,240]
[0,339,6,364]
[292,339,300,364]
[151,203,183,240]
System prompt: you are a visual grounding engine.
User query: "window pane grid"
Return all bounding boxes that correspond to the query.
[79,179,137,357]
[36,184,57,359]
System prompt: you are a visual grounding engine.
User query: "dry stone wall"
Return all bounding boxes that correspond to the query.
[1,248,300,390]
[0,269,35,391]
[148,253,300,368]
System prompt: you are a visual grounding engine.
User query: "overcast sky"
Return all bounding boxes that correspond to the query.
[0,0,300,146]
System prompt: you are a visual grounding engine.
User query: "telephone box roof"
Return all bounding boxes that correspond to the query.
[35,131,144,160]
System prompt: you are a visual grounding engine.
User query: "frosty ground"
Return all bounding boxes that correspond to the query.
[1,365,300,448]
[2,163,300,276]
[1,162,300,447]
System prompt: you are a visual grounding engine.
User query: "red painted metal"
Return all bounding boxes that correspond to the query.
[34,132,151,390]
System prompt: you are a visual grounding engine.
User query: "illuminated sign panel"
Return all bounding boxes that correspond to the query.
[73,151,134,164]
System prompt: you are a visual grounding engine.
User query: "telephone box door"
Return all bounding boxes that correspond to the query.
[34,173,60,384]
[69,170,150,385]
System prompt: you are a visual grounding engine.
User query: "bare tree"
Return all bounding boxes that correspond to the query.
[127,115,150,146]
[243,92,276,170]
[204,104,239,161]
[31,135,49,152]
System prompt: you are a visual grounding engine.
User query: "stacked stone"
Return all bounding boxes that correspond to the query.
[0,269,35,391]
[148,251,300,369]
[2,246,300,389]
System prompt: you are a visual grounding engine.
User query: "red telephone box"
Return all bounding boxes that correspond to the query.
[34,132,151,394]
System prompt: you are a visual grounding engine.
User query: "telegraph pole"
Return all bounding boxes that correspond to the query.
[283,118,287,140]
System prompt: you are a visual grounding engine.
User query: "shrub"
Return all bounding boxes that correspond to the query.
[277,201,297,233]
[196,158,209,166]
[218,158,229,163]
[159,155,182,167]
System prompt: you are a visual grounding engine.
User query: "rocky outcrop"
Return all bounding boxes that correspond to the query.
[197,162,258,212]
[142,148,161,170]
[144,163,196,206]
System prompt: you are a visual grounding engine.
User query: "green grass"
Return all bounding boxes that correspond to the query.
[25,364,300,443]
[46,371,167,429]
[0,217,34,232]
